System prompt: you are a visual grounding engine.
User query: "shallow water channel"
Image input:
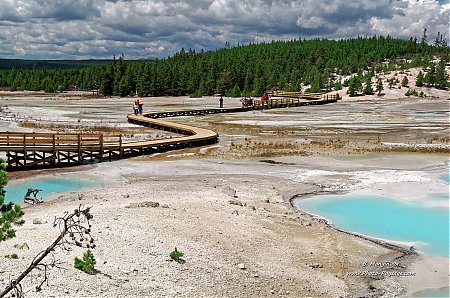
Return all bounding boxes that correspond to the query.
[5,176,99,204]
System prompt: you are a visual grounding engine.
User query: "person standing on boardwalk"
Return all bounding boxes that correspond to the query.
[133,100,139,115]
[219,95,223,108]
[267,93,272,109]
[261,94,266,110]
[139,100,143,115]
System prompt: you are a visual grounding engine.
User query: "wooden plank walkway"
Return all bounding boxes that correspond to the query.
[0,93,338,170]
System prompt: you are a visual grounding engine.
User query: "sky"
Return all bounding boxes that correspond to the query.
[0,0,448,60]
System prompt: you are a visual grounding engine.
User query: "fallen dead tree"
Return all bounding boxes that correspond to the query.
[0,205,95,298]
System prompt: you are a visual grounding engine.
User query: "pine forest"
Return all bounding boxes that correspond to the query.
[0,35,448,97]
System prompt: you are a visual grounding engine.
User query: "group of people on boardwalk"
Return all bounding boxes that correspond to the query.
[240,96,253,108]
[133,99,143,115]
[218,93,271,109]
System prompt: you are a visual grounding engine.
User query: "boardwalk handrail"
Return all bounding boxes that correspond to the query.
[0,132,121,150]
[124,112,219,149]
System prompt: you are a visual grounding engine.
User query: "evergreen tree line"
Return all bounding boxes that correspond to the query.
[0,36,448,97]
[0,59,114,71]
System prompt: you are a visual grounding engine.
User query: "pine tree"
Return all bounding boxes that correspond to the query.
[388,78,395,89]
[424,72,432,87]
[421,28,428,45]
[435,60,448,89]
[376,78,384,95]
[309,68,323,93]
[363,73,374,95]
[0,159,24,241]
[416,71,424,87]
[253,78,264,97]
[347,76,361,97]
[401,76,409,87]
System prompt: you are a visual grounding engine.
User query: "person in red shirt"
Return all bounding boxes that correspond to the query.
[261,94,266,110]
[133,101,139,115]
[135,99,143,115]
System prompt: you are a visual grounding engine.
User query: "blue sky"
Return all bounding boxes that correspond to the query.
[0,0,448,60]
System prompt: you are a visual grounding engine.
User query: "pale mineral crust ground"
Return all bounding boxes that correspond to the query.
[0,80,448,297]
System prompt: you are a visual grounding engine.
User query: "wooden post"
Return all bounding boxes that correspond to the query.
[23,134,27,167]
[119,134,123,158]
[99,134,104,162]
[77,134,81,162]
[52,134,56,165]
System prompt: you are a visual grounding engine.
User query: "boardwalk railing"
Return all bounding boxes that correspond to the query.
[253,93,338,109]
[0,132,122,168]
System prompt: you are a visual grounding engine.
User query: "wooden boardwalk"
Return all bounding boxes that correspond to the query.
[0,93,338,170]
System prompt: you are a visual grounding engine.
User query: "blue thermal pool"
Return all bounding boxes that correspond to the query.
[296,194,449,258]
[4,177,99,204]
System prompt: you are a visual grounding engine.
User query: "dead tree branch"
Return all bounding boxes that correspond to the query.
[1,205,94,297]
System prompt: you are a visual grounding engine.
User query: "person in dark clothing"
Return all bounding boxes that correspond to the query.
[266,93,271,109]
[219,96,223,108]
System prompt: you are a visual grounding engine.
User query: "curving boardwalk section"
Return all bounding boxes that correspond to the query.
[0,94,338,170]
[124,112,220,151]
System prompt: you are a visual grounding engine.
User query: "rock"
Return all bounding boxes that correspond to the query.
[231,210,239,216]
[161,204,169,208]
[33,218,46,224]
[309,263,323,269]
[14,243,29,250]
[237,263,246,270]
[228,199,243,206]
[222,187,237,198]
[126,201,160,208]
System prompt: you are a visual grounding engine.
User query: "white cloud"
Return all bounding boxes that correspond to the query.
[370,0,449,40]
[0,0,447,59]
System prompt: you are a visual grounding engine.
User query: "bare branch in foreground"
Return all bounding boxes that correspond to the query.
[1,205,94,298]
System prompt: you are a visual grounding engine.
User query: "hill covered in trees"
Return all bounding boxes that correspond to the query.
[0,59,115,71]
[0,36,448,96]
